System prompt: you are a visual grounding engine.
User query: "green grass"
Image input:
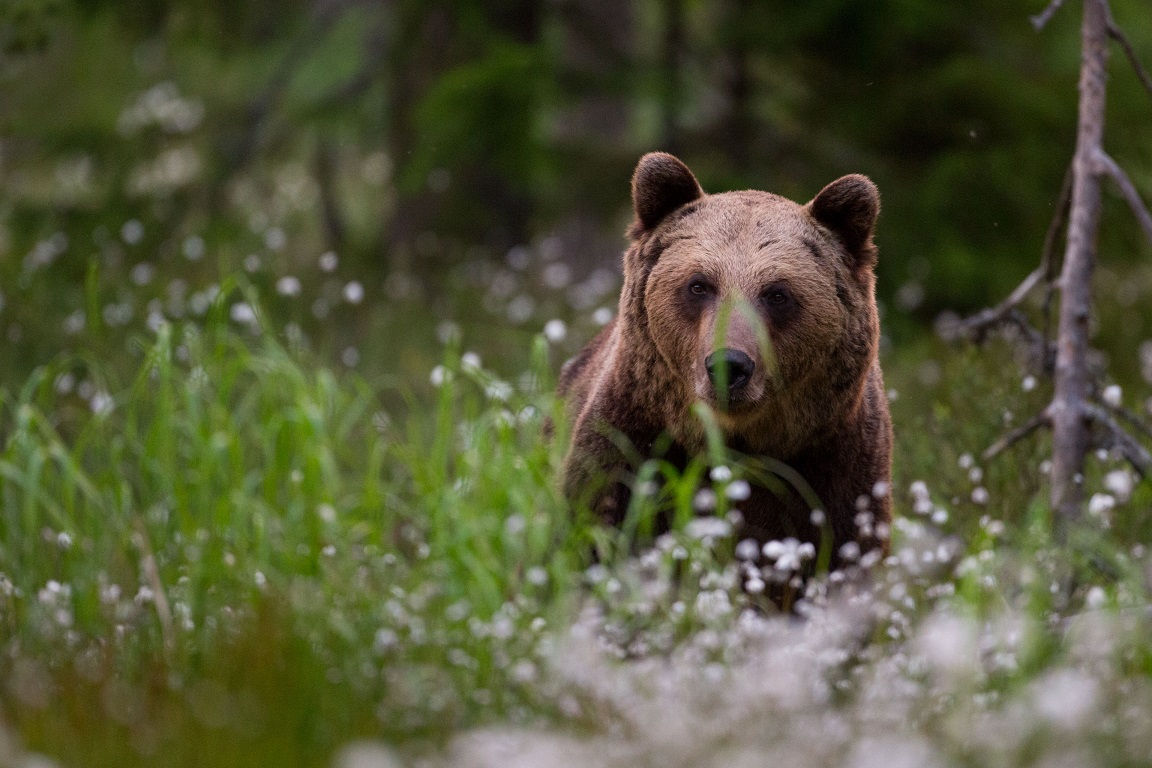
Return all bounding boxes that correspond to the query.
[1,189,1151,766]
[0,302,588,764]
[1,290,1151,766]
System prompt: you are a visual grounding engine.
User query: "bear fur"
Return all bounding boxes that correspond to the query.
[559,152,892,569]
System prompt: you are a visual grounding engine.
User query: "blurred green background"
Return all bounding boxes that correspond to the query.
[2,0,1151,388]
[3,4,1152,764]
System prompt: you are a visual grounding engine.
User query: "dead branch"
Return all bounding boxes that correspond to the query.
[983,407,1052,461]
[1032,0,1068,30]
[1108,403,1152,443]
[1050,0,1110,531]
[955,268,1045,341]
[956,164,1072,346]
[1093,149,1152,245]
[1104,4,1152,100]
[1085,403,1152,477]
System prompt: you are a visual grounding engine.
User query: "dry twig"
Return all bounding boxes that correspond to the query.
[1093,149,1152,245]
[1031,0,1067,30]
[1110,403,1152,443]
[1104,3,1152,100]
[983,408,1052,461]
[1085,403,1152,477]
[956,164,1072,346]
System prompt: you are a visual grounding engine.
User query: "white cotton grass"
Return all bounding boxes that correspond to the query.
[543,319,567,343]
[1103,469,1133,502]
[379,522,1148,768]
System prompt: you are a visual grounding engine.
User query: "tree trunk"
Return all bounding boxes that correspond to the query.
[1050,0,1109,533]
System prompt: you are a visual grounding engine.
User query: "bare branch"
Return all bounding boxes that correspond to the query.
[1103,0,1152,101]
[1031,0,1067,30]
[955,267,1046,341]
[1093,149,1152,245]
[1085,403,1152,477]
[1109,403,1152,443]
[983,408,1052,461]
[955,164,1071,347]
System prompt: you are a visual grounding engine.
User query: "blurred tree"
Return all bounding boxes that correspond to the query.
[1,0,1149,326]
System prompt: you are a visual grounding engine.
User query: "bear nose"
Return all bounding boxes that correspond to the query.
[705,349,755,392]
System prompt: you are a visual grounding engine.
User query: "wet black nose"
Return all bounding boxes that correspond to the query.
[705,349,755,392]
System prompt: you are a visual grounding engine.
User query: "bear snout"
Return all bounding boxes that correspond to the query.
[705,348,755,394]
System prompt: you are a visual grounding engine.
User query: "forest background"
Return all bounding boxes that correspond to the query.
[2,1,1152,766]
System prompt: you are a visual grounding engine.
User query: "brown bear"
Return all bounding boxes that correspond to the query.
[559,152,892,573]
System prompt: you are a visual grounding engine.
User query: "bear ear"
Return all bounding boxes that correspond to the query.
[806,175,880,268]
[629,152,704,237]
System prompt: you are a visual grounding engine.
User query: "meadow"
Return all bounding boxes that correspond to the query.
[3,3,1152,762]
[2,208,1152,767]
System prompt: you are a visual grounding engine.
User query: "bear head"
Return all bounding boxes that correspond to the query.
[621,152,882,457]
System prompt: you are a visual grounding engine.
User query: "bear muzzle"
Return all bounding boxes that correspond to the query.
[705,347,757,405]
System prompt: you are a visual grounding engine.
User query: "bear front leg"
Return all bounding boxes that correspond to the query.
[562,426,635,527]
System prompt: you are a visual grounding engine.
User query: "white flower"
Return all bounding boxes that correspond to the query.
[182,235,205,261]
[709,465,732,482]
[121,219,144,245]
[276,276,301,296]
[762,537,815,572]
[543,319,567,343]
[971,487,989,505]
[693,589,732,622]
[230,302,257,325]
[485,381,513,401]
[1088,493,1115,518]
[343,281,364,304]
[1104,469,1133,502]
[734,539,760,561]
[90,391,114,416]
[725,479,752,501]
[1032,669,1099,730]
[685,517,731,540]
[692,488,717,512]
[1103,384,1122,407]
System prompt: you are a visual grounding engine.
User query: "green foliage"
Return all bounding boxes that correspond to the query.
[2,2,1152,765]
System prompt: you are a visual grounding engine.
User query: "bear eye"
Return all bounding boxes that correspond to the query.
[688,279,713,297]
[764,290,788,305]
